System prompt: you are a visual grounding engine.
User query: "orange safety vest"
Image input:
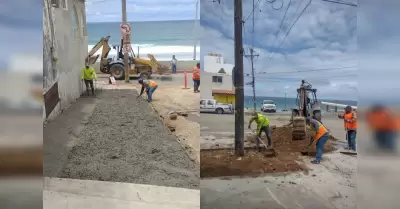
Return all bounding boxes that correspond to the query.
[149,80,157,88]
[367,110,400,131]
[192,67,200,80]
[344,112,358,130]
[313,120,329,140]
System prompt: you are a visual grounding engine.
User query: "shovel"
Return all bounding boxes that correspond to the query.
[252,130,277,157]
[300,137,315,155]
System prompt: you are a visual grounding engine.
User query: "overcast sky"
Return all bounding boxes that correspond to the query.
[85,0,199,22]
[201,0,358,100]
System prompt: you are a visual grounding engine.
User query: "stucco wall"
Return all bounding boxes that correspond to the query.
[43,0,88,120]
[200,72,233,99]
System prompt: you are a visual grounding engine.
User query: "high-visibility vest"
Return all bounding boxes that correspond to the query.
[192,67,200,80]
[149,80,157,88]
[367,110,400,131]
[344,112,357,130]
[313,120,329,140]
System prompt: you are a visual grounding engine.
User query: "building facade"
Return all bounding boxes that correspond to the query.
[201,54,235,104]
[43,0,88,120]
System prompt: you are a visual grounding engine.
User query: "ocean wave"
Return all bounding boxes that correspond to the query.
[87,44,200,61]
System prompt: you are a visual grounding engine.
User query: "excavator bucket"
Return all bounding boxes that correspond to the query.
[147,54,170,75]
[292,116,307,140]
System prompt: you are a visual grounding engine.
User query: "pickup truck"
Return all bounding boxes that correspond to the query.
[200,99,233,114]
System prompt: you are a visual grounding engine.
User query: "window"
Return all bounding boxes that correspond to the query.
[51,0,59,7]
[200,100,206,105]
[61,0,67,10]
[212,76,223,83]
[207,100,214,105]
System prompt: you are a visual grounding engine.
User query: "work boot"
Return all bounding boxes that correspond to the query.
[86,89,90,96]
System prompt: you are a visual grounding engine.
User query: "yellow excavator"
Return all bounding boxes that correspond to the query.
[291,80,322,140]
[86,36,169,80]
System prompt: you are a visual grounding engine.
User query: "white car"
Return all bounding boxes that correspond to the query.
[261,100,277,113]
[200,99,233,114]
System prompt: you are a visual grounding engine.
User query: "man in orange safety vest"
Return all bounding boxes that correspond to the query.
[306,116,330,164]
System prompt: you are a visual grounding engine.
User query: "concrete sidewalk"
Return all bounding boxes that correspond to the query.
[44,177,200,209]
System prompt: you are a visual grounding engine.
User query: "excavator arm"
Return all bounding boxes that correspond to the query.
[85,36,111,66]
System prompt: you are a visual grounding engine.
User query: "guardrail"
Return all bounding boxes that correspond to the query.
[321,101,357,113]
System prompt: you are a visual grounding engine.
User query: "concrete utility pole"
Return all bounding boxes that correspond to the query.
[244,48,259,111]
[193,0,199,60]
[234,0,244,156]
[122,0,130,83]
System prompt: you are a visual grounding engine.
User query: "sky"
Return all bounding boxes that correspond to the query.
[201,0,358,100]
[85,0,200,22]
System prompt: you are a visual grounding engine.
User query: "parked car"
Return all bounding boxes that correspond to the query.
[261,100,277,113]
[200,99,233,114]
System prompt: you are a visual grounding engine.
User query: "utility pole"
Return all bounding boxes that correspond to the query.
[244,0,259,111]
[121,0,130,83]
[193,0,199,60]
[244,48,259,111]
[234,0,244,156]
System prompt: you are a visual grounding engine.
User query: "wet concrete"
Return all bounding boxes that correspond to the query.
[44,90,199,189]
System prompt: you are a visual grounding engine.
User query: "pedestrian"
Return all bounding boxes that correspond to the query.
[366,105,400,153]
[248,112,273,150]
[80,64,97,96]
[171,55,177,73]
[137,78,158,102]
[306,116,330,164]
[192,62,200,93]
[338,105,357,152]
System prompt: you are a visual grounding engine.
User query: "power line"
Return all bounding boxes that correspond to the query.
[243,0,262,22]
[320,0,357,7]
[256,65,356,75]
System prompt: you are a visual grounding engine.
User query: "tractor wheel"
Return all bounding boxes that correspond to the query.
[110,64,125,80]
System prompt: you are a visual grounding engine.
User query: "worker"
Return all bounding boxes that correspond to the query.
[192,62,200,93]
[306,116,329,164]
[80,64,97,96]
[171,55,177,74]
[137,78,158,102]
[338,105,357,152]
[248,112,273,149]
[366,105,400,153]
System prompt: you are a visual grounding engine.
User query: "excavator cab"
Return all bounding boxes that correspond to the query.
[291,80,322,140]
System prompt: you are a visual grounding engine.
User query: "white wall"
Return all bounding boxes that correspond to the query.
[43,0,88,120]
[201,55,234,99]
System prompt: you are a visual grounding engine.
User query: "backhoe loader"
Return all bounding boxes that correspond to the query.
[291,80,322,140]
[85,36,169,80]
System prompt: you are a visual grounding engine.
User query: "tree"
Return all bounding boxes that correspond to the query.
[218,68,226,74]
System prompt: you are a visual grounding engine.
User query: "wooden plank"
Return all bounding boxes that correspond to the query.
[44,82,60,118]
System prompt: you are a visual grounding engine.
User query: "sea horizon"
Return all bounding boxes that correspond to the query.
[87,20,200,61]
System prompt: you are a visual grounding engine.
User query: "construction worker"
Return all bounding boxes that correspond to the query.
[81,64,97,96]
[137,78,158,102]
[171,55,177,74]
[338,105,357,152]
[192,62,200,93]
[306,116,329,164]
[366,105,400,153]
[248,112,273,149]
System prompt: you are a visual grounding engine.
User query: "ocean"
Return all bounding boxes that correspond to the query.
[244,95,357,112]
[87,20,200,61]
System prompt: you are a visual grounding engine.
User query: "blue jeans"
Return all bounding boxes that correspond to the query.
[347,130,357,151]
[146,86,157,101]
[315,133,329,162]
[172,65,176,73]
[258,125,272,147]
[375,131,397,152]
[193,79,200,90]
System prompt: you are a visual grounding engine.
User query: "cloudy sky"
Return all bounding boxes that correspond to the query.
[0,0,42,70]
[86,0,200,22]
[201,0,358,100]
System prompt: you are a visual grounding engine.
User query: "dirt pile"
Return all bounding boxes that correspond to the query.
[200,126,337,178]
